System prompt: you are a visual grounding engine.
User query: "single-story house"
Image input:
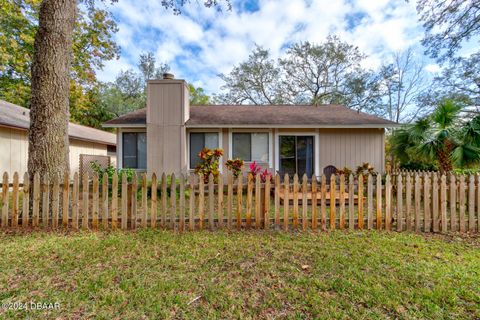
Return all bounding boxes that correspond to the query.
[0,99,116,176]
[103,74,397,177]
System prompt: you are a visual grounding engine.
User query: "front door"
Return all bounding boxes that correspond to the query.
[279,135,314,177]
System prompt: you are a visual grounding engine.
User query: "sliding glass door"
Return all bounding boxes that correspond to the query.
[279,135,314,177]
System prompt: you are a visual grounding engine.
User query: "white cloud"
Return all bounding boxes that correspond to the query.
[425,63,441,73]
[99,0,425,93]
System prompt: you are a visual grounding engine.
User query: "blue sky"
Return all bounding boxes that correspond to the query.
[97,0,442,93]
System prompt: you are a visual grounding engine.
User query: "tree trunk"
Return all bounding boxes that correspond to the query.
[28,0,76,179]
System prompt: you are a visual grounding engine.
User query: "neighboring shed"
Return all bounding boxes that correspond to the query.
[0,100,117,176]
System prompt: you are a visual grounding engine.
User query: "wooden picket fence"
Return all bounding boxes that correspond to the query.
[0,171,479,233]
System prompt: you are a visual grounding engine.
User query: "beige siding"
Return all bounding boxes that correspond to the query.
[318,128,385,173]
[0,126,111,177]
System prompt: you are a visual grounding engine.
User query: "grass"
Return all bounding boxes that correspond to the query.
[0,230,479,319]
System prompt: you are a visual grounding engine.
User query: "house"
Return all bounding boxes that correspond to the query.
[103,74,397,177]
[0,99,116,176]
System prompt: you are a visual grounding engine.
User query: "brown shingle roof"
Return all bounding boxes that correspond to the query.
[0,100,116,145]
[103,105,397,128]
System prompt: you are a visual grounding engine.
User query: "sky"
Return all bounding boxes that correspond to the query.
[96,0,439,94]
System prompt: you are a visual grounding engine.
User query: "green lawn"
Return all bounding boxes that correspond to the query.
[0,230,479,319]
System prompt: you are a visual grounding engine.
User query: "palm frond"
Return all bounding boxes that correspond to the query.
[431,99,462,129]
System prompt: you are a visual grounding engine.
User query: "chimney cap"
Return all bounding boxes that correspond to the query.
[163,73,174,80]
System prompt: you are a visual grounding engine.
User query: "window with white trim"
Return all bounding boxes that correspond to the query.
[122,132,146,169]
[189,132,219,168]
[232,132,269,163]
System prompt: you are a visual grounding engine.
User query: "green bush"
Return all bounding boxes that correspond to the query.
[452,168,480,175]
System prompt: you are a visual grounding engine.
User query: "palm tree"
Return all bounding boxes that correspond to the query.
[390,99,480,173]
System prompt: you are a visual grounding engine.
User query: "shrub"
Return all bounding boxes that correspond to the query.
[90,161,135,184]
[225,158,244,178]
[355,162,377,176]
[335,167,352,176]
[248,161,272,183]
[194,148,224,183]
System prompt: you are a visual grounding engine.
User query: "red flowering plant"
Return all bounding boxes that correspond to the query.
[248,161,272,183]
[225,158,244,178]
[194,147,224,183]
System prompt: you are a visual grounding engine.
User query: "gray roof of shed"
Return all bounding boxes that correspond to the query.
[103,104,397,128]
[0,100,116,146]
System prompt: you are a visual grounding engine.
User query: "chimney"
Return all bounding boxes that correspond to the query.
[163,73,174,80]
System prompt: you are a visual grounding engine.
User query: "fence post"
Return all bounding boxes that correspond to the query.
[227,173,233,229]
[405,173,412,231]
[131,172,138,230]
[2,172,9,227]
[111,173,118,230]
[208,173,214,230]
[376,174,382,230]
[320,175,326,231]
[199,174,205,230]
[459,175,466,232]
[284,174,290,231]
[12,172,19,227]
[52,174,60,229]
[265,174,271,230]
[246,174,253,229]
[62,172,69,228]
[82,173,89,230]
[179,173,185,232]
[22,172,30,228]
[423,174,431,232]
[141,173,148,228]
[450,173,457,232]
[236,175,243,230]
[102,172,108,229]
[92,173,99,230]
[432,174,439,232]
[255,173,261,229]
[358,174,364,230]
[339,174,345,230]
[189,174,196,231]
[218,173,224,228]
[275,174,280,229]
[414,174,421,232]
[42,173,50,228]
[302,174,308,230]
[477,174,480,232]
[171,173,177,230]
[293,174,299,229]
[121,173,128,230]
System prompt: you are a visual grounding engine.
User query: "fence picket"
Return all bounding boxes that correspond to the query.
[236,175,243,229]
[424,174,431,232]
[293,174,299,229]
[131,172,138,230]
[432,174,439,232]
[62,172,69,228]
[52,174,60,229]
[92,173,99,230]
[376,175,382,230]
[284,174,290,231]
[265,175,271,230]
[141,173,148,228]
[358,174,364,230]
[367,174,373,229]
[255,174,261,229]
[171,173,177,230]
[199,174,205,230]
[208,173,214,230]
[121,173,128,230]
[102,173,108,229]
[1,172,9,227]
[477,174,480,232]
[82,173,89,230]
[339,174,345,230]
[406,174,412,231]
[385,174,391,230]
[468,174,475,232]
[396,174,403,231]
[246,174,253,228]
[22,173,29,227]
[302,174,308,230]
[71,172,79,229]
[414,174,421,232]
[275,174,280,228]
[189,174,196,231]
[348,174,354,230]
[320,175,326,231]
[312,176,318,230]
[441,175,447,232]
[111,173,118,230]
[42,174,50,228]
[161,173,167,228]
[227,174,233,228]
[150,173,157,229]
[11,172,19,227]
[330,174,336,230]
[179,173,185,232]
[450,174,457,232]
[217,174,224,228]
[459,175,466,232]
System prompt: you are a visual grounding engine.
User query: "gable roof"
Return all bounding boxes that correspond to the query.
[103,104,397,128]
[0,100,116,146]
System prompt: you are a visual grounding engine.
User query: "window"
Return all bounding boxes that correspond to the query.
[189,132,219,168]
[232,132,269,162]
[122,132,146,169]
